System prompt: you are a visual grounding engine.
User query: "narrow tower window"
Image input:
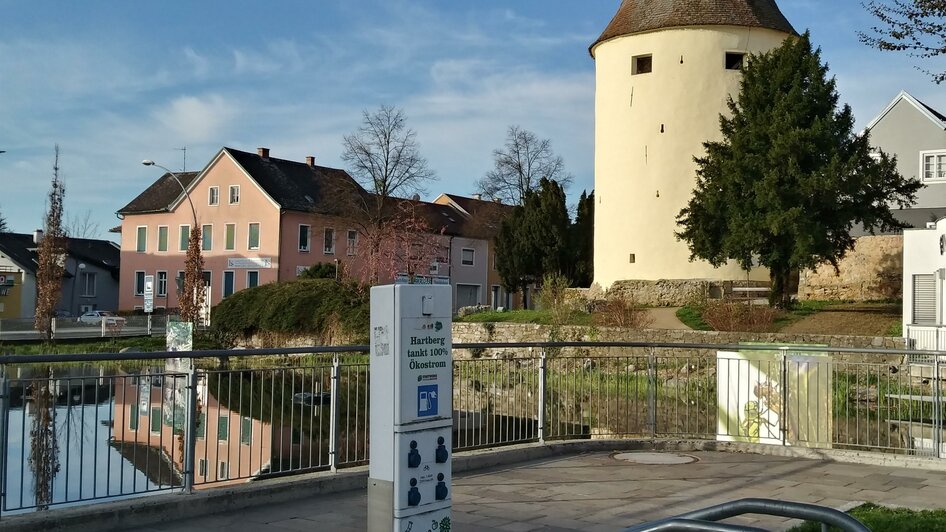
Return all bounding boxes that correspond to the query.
[725,53,746,70]
[632,54,652,75]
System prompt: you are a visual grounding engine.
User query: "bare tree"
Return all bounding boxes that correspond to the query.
[478,126,572,205]
[340,105,438,283]
[859,0,946,83]
[29,366,60,510]
[35,146,67,341]
[65,209,101,238]
[0,206,8,233]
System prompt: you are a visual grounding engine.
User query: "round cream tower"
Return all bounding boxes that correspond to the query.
[592,0,796,291]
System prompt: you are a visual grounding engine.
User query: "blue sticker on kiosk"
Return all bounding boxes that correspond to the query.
[418,384,438,417]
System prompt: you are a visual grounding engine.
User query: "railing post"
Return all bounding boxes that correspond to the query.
[329,354,341,472]
[0,368,8,518]
[182,369,198,492]
[935,356,942,459]
[779,347,790,446]
[51,317,56,339]
[538,350,547,444]
[648,347,657,438]
[147,314,152,336]
[101,318,106,338]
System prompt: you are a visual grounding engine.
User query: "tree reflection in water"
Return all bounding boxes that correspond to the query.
[28,366,60,510]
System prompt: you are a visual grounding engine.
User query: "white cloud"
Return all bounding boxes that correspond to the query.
[152,94,240,143]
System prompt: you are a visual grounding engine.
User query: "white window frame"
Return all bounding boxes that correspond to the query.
[248,222,260,250]
[299,224,311,252]
[201,224,213,252]
[461,248,475,267]
[347,229,358,256]
[157,225,169,252]
[80,271,97,297]
[247,270,260,289]
[179,225,190,252]
[323,228,336,255]
[134,271,146,296]
[229,185,240,205]
[724,51,746,70]
[222,270,235,298]
[921,150,946,182]
[136,226,147,253]
[632,54,652,75]
[208,186,219,206]
[157,271,168,297]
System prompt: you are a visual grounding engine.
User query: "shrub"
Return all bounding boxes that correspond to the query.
[701,301,780,332]
[298,263,338,280]
[538,272,580,325]
[592,298,654,329]
[210,279,369,345]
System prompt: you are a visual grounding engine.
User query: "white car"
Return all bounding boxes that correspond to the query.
[77,310,126,326]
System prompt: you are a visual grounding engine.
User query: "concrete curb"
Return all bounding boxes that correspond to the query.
[4,438,940,531]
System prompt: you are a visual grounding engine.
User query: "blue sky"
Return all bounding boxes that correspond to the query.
[1,0,944,240]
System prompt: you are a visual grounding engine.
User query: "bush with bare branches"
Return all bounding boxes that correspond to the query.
[701,301,781,332]
[592,298,654,329]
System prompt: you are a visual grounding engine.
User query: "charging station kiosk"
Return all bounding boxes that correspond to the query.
[368,284,452,532]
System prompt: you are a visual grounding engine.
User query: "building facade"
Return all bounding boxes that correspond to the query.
[591,0,795,290]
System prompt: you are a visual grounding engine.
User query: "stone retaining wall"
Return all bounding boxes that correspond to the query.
[798,235,902,301]
[453,322,907,363]
[606,279,710,306]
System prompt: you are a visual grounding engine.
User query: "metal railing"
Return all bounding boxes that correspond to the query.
[0,341,943,515]
[0,315,167,341]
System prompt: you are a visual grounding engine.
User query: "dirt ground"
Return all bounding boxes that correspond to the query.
[778,303,901,336]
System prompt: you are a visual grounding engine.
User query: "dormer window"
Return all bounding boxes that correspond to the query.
[632,54,652,75]
[725,52,746,70]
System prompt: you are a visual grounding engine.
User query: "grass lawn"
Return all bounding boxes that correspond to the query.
[676,300,901,336]
[789,503,946,532]
[0,333,223,356]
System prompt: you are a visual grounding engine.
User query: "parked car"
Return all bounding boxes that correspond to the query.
[77,310,126,326]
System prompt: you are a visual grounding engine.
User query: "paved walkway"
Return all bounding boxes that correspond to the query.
[646,307,690,330]
[144,451,946,532]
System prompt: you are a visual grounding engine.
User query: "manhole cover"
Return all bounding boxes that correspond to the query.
[613,452,697,465]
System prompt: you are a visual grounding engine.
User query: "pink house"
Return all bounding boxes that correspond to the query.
[117,147,370,311]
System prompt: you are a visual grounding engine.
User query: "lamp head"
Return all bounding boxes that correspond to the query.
[141,160,155,166]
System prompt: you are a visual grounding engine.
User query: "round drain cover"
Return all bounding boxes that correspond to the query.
[613,452,697,465]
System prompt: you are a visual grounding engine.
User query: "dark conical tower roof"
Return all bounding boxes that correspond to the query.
[590,0,796,56]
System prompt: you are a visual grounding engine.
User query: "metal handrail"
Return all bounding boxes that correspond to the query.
[622,498,870,532]
[0,339,938,365]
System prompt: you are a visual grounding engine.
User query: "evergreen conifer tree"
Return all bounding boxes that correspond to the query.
[676,32,921,307]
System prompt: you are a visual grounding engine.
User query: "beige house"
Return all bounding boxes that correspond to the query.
[591,0,796,296]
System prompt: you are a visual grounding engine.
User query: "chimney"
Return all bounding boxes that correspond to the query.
[257,147,270,160]
[33,229,44,244]
[472,193,481,200]
[305,156,315,167]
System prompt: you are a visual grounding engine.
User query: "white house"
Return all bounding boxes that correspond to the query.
[902,218,946,349]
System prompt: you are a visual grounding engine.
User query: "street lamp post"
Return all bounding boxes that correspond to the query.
[142,160,204,325]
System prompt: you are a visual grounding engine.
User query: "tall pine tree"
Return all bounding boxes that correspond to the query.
[676,32,921,307]
[571,190,594,287]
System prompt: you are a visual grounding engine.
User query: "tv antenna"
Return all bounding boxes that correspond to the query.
[177,146,187,172]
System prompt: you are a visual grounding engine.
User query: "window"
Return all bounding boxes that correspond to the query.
[632,54,652,75]
[136,226,147,253]
[248,223,260,250]
[157,271,168,297]
[80,272,96,297]
[150,407,161,433]
[298,225,311,252]
[218,416,229,441]
[218,462,229,480]
[197,412,206,439]
[129,403,139,430]
[208,186,219,206]
[225,223,236,251]
[240,417,252,444]
[247,270,259,288]
[223,271,235,298]
[461,248,475,266]
[157,226,168,252]
[323,228,335,254]
[229,185,240,204]
[922,150,946,181]
[176,271,185,294]
[198,459,207,478]
[347,230,358,256]
[202,224,213,251]
[135,271,146,296]
[179,225,190,252]
[725,52,746,70]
